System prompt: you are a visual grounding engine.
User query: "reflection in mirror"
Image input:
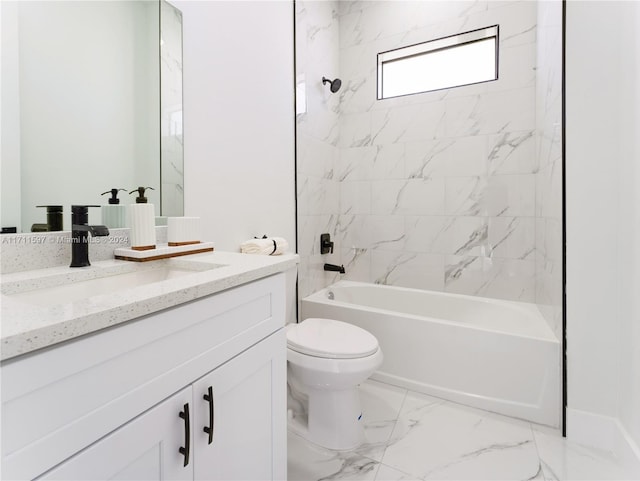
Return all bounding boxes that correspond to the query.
[0,0,184,233]
[160,0,184,217]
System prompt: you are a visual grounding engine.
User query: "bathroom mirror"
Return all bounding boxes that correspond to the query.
[0,0,183,233]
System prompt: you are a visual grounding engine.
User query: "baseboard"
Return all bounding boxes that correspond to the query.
[567,408,640,473]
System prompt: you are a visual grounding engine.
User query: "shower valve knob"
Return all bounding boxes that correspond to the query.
[320,233,334,254]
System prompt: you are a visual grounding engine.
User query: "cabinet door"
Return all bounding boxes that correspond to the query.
[39,388,193,481]
[193,329,286,481]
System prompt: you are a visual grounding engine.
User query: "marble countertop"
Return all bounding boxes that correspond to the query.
[0,251,298,361]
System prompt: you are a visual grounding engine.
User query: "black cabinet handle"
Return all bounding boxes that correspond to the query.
[203,386,214,445]
[178,403,190,467]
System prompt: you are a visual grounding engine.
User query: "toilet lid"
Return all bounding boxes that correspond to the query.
[286,318,379,359]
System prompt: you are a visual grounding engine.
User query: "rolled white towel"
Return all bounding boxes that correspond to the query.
[240,237,289,255]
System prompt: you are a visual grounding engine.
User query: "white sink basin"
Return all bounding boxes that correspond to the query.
[2,261,223,307]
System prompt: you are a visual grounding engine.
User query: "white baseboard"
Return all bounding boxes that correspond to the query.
[567,408,640,473]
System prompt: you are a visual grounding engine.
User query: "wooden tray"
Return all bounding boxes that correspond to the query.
[114,242,214,262]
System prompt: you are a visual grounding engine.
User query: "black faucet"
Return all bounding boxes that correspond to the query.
[70,205,110,267]
[324,263,345,274]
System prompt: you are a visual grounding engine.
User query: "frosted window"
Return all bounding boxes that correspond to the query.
[377,26,499,99]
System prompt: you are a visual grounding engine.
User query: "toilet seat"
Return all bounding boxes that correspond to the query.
[286,318,379,359]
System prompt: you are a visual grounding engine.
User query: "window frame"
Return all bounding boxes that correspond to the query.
[376,25,500,100]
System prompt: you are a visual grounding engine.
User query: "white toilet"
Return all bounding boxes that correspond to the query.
[286,318,383,450]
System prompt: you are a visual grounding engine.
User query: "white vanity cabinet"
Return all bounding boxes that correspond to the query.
[192,331,285,481]
[39,387,194,481]
[1,273,287,481]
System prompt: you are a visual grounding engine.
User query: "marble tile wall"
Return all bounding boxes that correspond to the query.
[534,1,563,337]
[297,1,562,308]
[296,0,342,299]
[160,0,184,218]
[336,1,538,302]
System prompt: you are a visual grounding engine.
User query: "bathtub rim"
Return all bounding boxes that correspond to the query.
[303,280,559,343]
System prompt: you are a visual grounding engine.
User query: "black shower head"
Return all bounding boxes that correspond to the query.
[322,76,342,93]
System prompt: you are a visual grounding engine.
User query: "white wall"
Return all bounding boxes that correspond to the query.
[566,0,640,466]
[178,0,295,253]
[620,0,640,458]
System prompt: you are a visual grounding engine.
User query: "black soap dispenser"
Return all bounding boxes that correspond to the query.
[101,188,127,228]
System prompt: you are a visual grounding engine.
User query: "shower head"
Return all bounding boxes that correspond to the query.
[322,76,342,93]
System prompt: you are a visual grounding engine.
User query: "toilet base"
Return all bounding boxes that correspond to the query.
[288,383,364,451]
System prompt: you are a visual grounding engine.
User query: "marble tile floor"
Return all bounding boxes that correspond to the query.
[288,380,640,481]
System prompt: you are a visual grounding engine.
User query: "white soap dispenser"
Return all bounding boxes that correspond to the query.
[128,186,156,250]
[101,188,127,229]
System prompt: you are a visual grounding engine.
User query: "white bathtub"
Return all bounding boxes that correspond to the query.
[301,281,560,427]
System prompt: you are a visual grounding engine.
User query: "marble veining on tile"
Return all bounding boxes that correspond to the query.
[296,0,562,306]
[288,380,639,481]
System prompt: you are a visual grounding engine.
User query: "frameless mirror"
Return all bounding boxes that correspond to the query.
[0,0,183,233]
